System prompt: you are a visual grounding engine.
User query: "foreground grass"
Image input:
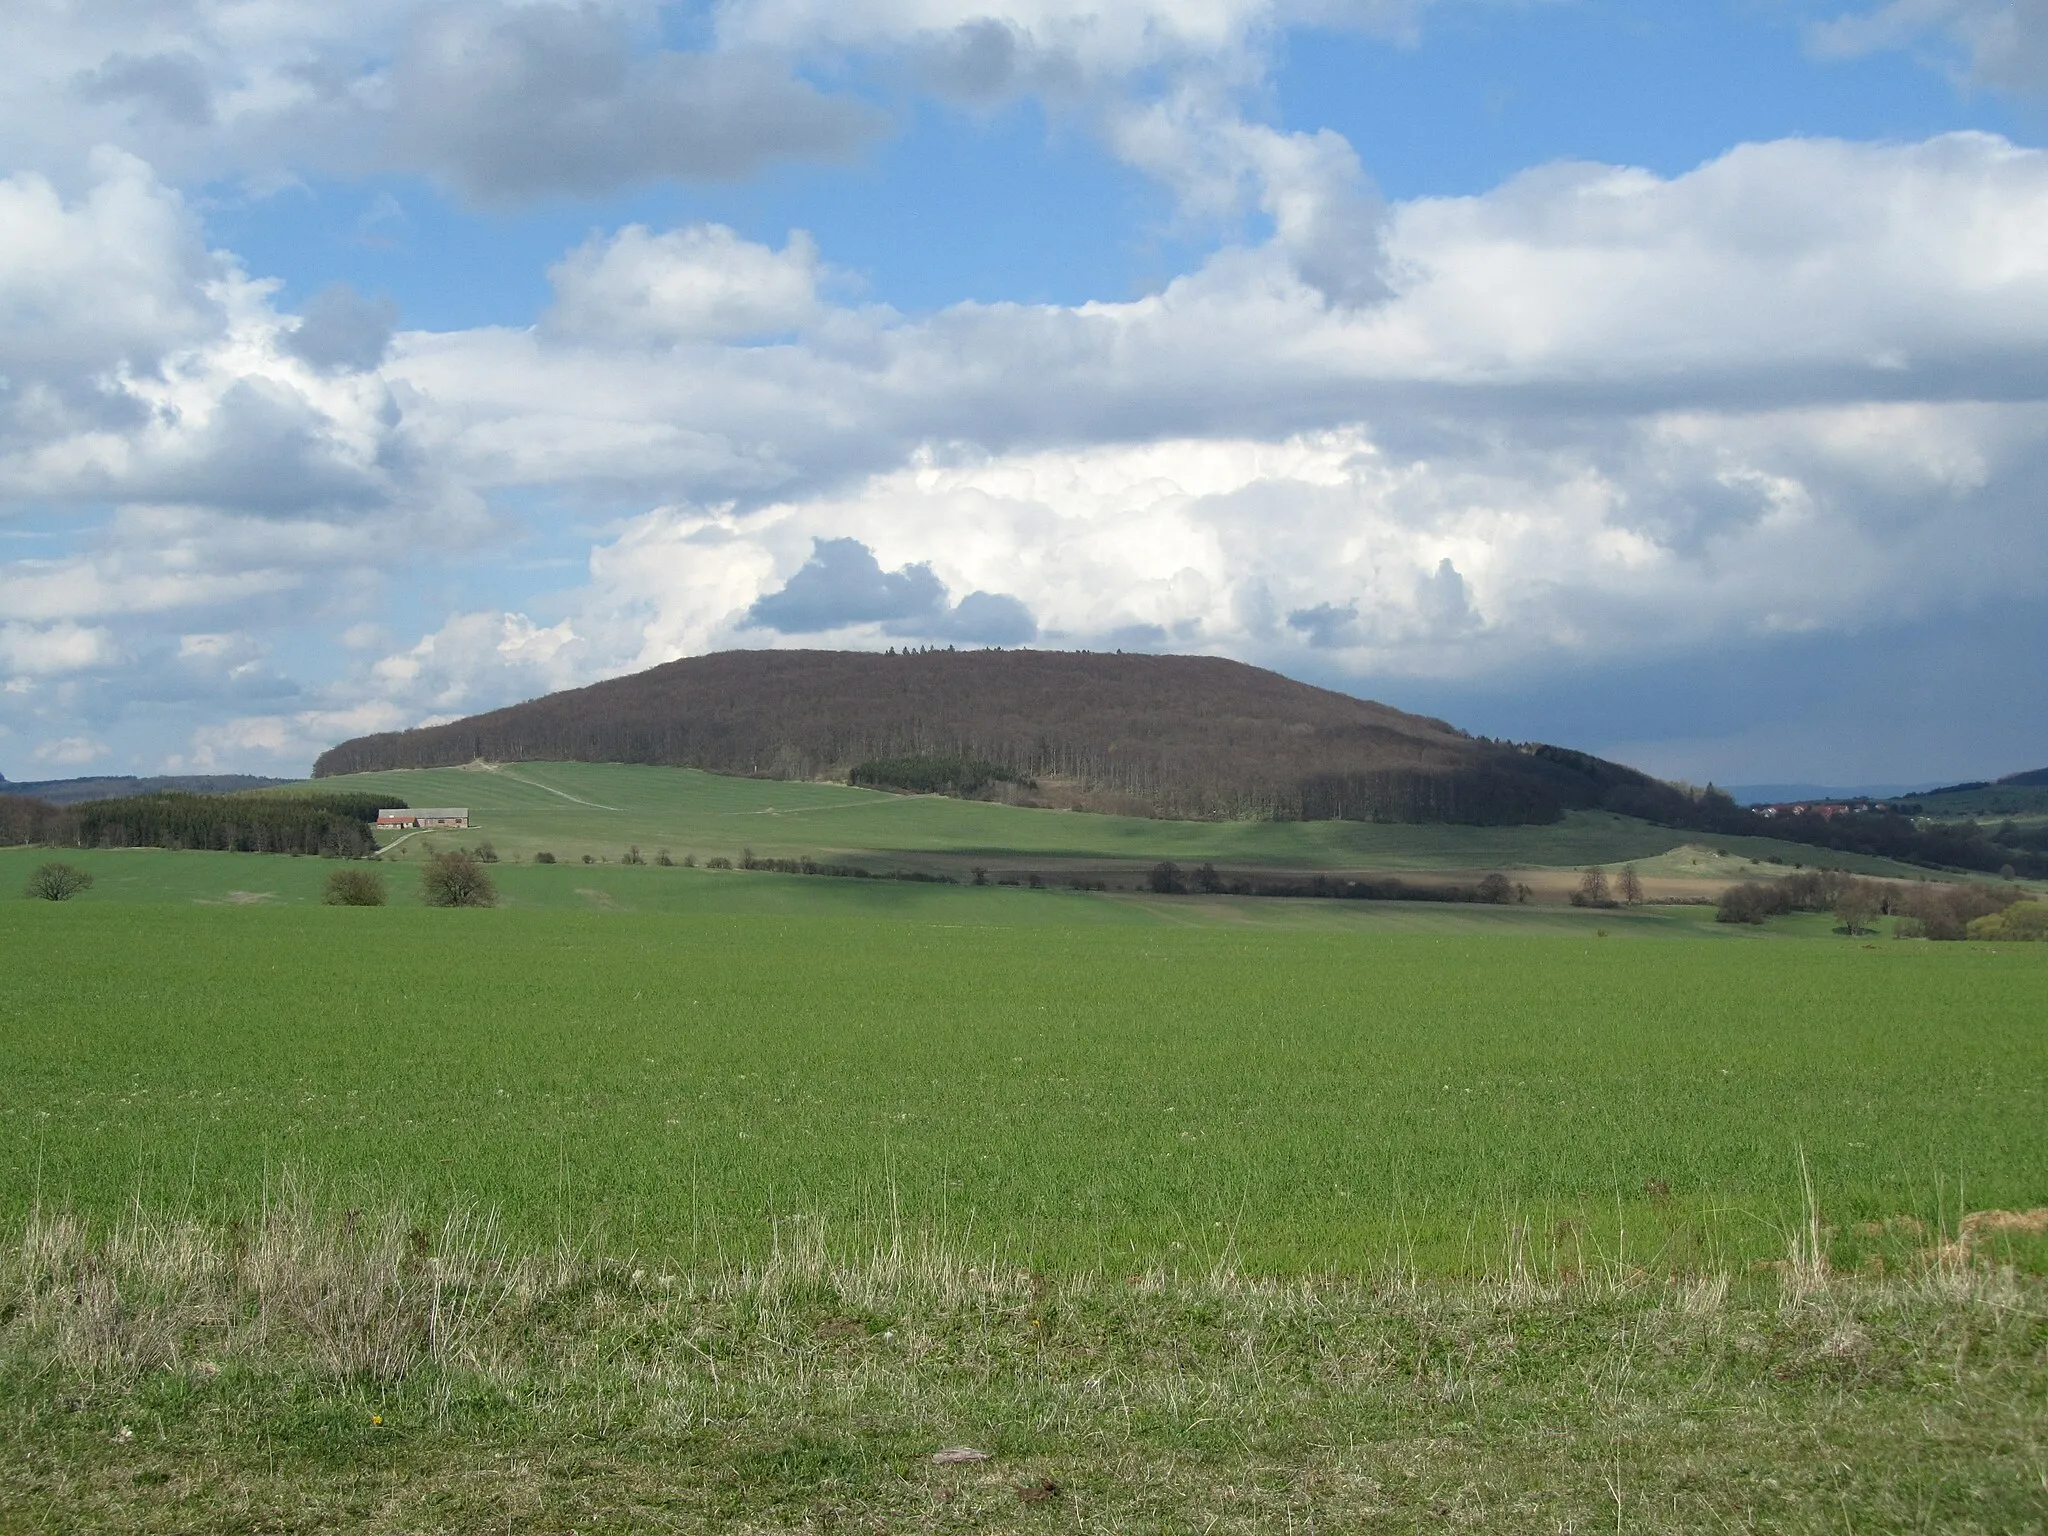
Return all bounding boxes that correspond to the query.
[4,1199,2044,1533]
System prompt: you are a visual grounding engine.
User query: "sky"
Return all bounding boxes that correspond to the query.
[3,0,2047,787]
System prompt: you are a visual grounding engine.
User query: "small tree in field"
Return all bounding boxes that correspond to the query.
[1570,866,1611,908]
[24,862,92,901]
[323,867,386,906]
[1835,881,1881,936]
[421,849,497,908]
[1616,865,1644,905]
[1148,861,1186,895]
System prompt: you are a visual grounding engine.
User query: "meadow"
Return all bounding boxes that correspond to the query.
[5,819,2046,1530]
[300,760,1939,883]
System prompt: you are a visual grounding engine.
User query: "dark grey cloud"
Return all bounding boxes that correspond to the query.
[385,4,888,201]
[73,50,216,129]
[1286,602,1363,648]
[284,283,398,373]
[747,537,1038,641]
[748,537,948,631]
[927,589,1038,644]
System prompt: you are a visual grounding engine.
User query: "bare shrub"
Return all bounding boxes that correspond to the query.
[322,867,386,906]
[24,861,93,901]
[420,849,497,908]
[622,846,646,866]
[654,849,674,866]
[1716,881,1783,924]
[534,851,556,864]
[1896,881,2021,940]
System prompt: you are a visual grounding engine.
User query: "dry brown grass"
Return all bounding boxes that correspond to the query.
[4,1194,2044,1533]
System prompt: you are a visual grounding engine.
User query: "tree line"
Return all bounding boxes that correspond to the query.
[1714,867,2043,938]
[1,791,397,857]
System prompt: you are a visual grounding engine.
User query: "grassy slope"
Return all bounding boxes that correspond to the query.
[4,896,2041,1277]
[303,761,1936,879]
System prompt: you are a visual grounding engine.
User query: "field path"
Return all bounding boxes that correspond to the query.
[497,767,623,812]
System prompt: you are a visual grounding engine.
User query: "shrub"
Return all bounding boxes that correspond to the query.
[1966,900,2048,941]
[682,853,696,867]
[622,846,646,865]
[534,851,556,864]
[420,850,497,908]
[971,865,989,886]
[1475,872,1513,904]
[706,856,732,870]
[1715,881,1785,925]
[323,867,386,906]
[473,841,499,863]
[23,861,93,901]
[1895,881,2021,940]
[582,854,595,865]
[1147,861,1186,895]
[655,849,674,866]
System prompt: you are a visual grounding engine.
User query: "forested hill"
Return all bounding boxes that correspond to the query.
[0,773,289,805]
[313,648,1707,827]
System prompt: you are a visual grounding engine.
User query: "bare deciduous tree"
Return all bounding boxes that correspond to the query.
[1617,865,1644,905]
[420,849,497,908]
[23,861,92,901]
[1571,866,1611,908]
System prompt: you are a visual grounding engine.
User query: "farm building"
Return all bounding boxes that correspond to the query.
[377,808,469,829]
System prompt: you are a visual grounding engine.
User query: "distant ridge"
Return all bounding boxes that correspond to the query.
[0,773,291,806]
[314,648,1702,827]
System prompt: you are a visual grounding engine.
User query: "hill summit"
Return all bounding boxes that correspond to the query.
[314,648,1687,826]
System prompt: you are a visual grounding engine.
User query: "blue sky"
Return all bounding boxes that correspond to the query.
[3,0,2046,785]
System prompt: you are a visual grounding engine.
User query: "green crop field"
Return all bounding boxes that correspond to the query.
[6,826,2046,1531]
[5,883,2042,1277]
[300,761,1940,881]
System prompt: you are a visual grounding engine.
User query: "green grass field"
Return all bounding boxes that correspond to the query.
[7,790,2047,1531]
[5,882,2042,1277]
[300,761,1940,881]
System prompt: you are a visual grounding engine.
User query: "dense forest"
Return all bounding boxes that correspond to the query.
[315,648,1713,827]
[2,792,395,857]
